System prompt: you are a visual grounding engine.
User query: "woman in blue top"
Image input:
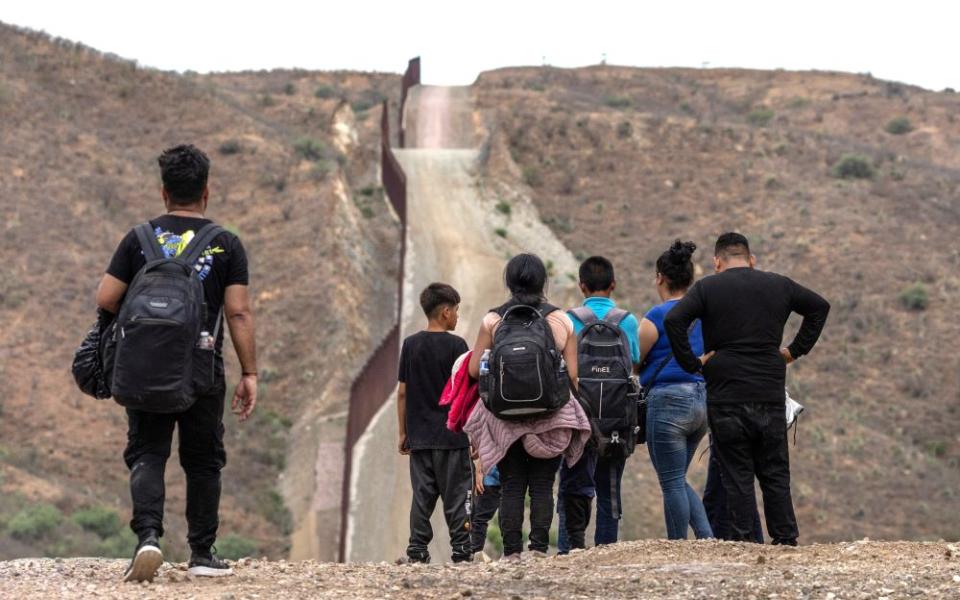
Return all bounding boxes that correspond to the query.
[639,240,713,540]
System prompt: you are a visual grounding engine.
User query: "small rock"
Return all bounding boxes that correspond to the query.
[461,590,473,597]
[512,570,525,580]
[756,555,767,564]
[953,575,960,583]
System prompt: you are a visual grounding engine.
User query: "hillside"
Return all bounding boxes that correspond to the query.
[474,66,960,542]
[0,23,400,561]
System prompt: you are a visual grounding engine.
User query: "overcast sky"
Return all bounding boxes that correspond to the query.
[3,0,958,91]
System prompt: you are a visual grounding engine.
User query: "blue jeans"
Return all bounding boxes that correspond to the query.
[646,382,713,540]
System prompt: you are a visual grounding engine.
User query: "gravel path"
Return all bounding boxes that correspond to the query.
[2,540,958,599]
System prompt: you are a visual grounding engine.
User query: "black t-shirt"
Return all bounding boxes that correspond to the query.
[398,331,470,450]
[106,215,249,358]
[664,267,830,405]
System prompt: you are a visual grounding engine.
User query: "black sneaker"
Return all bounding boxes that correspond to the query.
[123,531,163,583]
[188,547,233,577]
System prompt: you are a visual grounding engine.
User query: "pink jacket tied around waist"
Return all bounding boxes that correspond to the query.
[439,351,479,433]
[463,393,592,476]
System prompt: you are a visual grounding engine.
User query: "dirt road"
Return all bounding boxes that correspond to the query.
[344,85,577,562]
[2,540,957,599]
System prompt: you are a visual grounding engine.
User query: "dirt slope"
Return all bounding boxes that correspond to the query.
[1,540,958,599]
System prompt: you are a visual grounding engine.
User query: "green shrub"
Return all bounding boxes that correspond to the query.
[885,116,913,135]
[747,107,775,127]
[788,96,810,109]
[486,521,503,554]
[351,89,386,113]
[283,82,296,96]
[494,228,508,238]
[495,200,512,215]
[217,534,258,560]
[8,504,62,540]
[522,166,543,187]
[259,94,275,108]
[604,96,631,109]
[218,139,242,155]
[257,490,293,536]
[72,506,121,538]
[293,138,330,162]
[899,282,929,311]
[314,85,337,99]
[832,154,875,179]
[97,528,137,558]
[616,120,633,139]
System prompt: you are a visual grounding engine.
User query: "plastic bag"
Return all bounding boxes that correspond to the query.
[785,387,804,428]
[72,311,113,399]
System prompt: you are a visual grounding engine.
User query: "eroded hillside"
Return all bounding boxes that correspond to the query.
[0,23,400,561]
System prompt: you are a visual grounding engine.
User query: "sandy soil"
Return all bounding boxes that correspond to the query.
[2,540,958,599]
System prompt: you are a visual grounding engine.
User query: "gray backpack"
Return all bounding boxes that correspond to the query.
[103,222,224,413]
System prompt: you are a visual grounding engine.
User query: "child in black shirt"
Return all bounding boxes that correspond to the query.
[398,283,472,563]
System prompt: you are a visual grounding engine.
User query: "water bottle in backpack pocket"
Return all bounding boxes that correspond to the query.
[482,303,568,420]
[569,306,639,458]
[103,222,225,413]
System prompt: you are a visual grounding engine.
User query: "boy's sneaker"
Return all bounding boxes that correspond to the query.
[500,552,521,563]
[122,531,163,583]
[188,548,233,577]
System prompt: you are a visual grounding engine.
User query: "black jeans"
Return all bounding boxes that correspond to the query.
[470,485,501,553]
[703,441,764,543]
[124,389,226,552]
[707,403,798,545]
[498,441,562,556]
[562,494,592,552]
[407,448,473,562]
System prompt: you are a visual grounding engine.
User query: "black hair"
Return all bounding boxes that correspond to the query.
[579,256,615,292]
[420,282,461,318]
[504,253,548,305]
[656,240,697,293]
[714,232,750,259]
[158,144,210,205]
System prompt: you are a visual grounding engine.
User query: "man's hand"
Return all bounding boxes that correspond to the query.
[474,466,485,495]
[398,433,410,455]
[231,374,258,422]
[698,350,716,370]
[780,347,795,364]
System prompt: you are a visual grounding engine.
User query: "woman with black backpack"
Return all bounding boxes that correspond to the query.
[462,253,591,561]
[638,240,714,540]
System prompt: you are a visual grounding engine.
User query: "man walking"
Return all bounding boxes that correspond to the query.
[97,144,257,581]
[664,233,829,545]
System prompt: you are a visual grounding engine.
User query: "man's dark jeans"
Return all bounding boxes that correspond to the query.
[470,485,501,554]
[124,389,226,553]
[498,441,561,556]
[703,442,764,543]
[407,448,473,562]
[707,402,798,545]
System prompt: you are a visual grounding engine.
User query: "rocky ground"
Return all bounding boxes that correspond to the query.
[1,540,958,599]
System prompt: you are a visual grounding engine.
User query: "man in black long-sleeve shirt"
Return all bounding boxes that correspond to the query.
[664,233,829,545]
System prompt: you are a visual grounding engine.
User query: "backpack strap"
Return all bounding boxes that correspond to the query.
[134,223,164,262]
[603,307,630,327]
[177,223,226,267]
[568,306,597,326]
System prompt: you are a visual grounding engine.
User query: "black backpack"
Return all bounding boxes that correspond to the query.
[568,306,640,459]
[102,222,224,413]
[481,303,569,420]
